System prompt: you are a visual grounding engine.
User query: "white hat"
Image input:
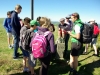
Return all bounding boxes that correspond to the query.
[88,19,95,23]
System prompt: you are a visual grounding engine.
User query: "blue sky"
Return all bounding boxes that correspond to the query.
[0,0,100,22]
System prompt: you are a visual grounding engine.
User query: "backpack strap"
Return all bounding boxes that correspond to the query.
[44,31,50,37]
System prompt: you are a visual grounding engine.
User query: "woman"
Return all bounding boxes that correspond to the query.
[67,13,83,75]
[31,17,55,75]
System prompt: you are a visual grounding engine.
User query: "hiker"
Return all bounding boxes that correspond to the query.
[36,16,41,25]
[65,15,73,30]
[83,19,99,56]
[19,18,24,27]
[19,17,31,73]
[30,17,55,75]
[11,5,22,59]
[48,19,55,32]
[67,13,83,75]
[3,11,14,49]
[58,18,67,43]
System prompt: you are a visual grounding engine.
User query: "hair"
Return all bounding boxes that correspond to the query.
[36,16,41,21]
[7,11,11,15]
[24,17,31,25]
[39,17,51,28]
[72,12,80,19]
[15,4,22,10]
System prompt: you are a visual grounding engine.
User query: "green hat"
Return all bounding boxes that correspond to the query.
[30,20,40,26]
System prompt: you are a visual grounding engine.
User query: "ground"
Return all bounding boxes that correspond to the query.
[0,18,100,75]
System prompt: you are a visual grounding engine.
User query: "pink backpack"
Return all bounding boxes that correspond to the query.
[32,31,50,58]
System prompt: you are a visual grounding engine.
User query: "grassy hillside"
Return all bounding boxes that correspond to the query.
[0,18,100,75]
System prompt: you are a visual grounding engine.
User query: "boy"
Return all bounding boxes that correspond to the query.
[19,17,31,73]
[23,20,39,75]
[3,11,14,49]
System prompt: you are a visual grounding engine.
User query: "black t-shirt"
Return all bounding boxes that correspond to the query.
[58,23,71,31]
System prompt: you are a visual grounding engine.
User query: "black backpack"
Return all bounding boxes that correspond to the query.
[21,29,33,51]
[79,23,93,44]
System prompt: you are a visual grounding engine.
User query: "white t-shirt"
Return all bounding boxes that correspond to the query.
[74,25,80,33]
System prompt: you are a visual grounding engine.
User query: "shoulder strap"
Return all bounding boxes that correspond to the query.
[44,31,50,37]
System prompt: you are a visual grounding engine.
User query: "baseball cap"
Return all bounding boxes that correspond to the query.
[30,20,40,26]
[65,15,71,19]
[60,18,65,22]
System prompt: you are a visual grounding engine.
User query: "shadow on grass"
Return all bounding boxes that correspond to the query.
[79,60,100,75]
[48,60,70,75]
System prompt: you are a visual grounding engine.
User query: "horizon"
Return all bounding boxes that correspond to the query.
[0,0,100,23]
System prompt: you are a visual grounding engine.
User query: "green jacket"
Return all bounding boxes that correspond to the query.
[71,19,83,43]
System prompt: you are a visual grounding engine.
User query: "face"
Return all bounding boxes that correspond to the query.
[66,18,69,22]
[7,14,11,18]
[89,21,94,24]
[71,16,76,22]
[60,20,65,24]
[17,8,22,14]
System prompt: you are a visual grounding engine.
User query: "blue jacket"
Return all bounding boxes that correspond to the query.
[11,11,21,36]
[3,18,12,33]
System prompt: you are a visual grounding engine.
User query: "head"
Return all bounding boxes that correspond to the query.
[15,5,22,14]
[36,16,41,22]
[7,11,11,18]
[24,17,31,28]
[71,12,80,22]
[30,20,39,30]
[39,17,51,29]
[60,18,65,25]
[88,19,95,24]
[65,15,71,22]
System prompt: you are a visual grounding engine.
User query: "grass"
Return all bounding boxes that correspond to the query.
[0,18,100,75]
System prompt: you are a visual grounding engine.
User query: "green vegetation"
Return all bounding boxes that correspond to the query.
[0,18,100,75]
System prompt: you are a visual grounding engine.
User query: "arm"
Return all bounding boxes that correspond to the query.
[49,34,55,53]
[68,25,80,39]
[3,18,8,32]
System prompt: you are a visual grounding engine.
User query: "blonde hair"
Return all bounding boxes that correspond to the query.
[15,4,22,10]
[40,17,51,28]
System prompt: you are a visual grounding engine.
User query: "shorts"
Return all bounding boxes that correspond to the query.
[7,32,14,38]
[28,51,37,67]
[20,46,29,57]
[70,42,82,56]
[91,38,97,45]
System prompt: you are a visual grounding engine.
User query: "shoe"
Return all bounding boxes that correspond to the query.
[69,71,74,75]
[23,67,28,73]
[82,52,88,55]
[93,54,99,57]
[13,57,18,60]
[8,45,12,49]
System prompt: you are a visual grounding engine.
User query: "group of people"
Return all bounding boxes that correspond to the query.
[3,4,99,75]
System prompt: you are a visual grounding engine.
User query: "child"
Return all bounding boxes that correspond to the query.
[3,11,14,49]
[30,17,55,75]
[25,20,39,75]
[19,17,31,73]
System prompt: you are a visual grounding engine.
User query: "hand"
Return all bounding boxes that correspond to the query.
[67,31,71,34]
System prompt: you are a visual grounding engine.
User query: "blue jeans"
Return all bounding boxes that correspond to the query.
[13,33,20,57]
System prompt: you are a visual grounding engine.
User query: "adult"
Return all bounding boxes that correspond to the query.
[3,11,14,49]
[65,15,73,30]
[67,13,83,75]
[58,18,70,59]
[83,19,99,56]
[11,5,22,59]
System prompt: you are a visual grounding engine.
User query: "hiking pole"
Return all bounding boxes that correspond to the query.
[31,0,34,20]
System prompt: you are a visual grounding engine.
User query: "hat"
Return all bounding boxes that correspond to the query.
[65,15,71,19]
[60,18,65,22]
[30,20,40,26]
[88,19,95,23]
